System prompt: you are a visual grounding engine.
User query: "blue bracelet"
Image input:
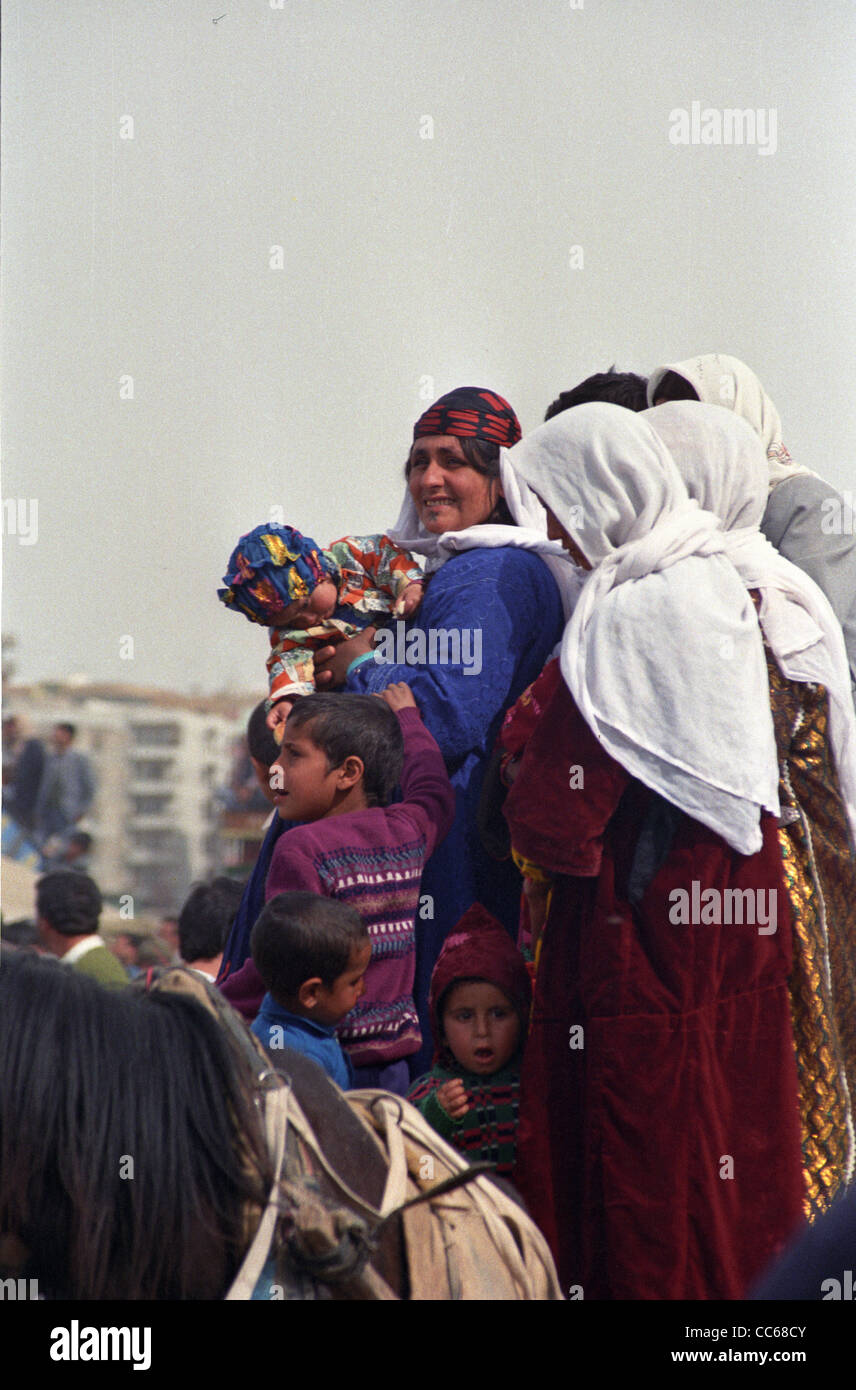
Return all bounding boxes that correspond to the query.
[345,650,377,677]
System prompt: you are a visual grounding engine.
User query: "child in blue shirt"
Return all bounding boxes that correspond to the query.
[249,891,371,1090]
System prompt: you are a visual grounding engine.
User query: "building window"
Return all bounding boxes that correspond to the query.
[130,724,181,748]
[130,794,171,816]
[132,829,174,853]
[130,760,173,783]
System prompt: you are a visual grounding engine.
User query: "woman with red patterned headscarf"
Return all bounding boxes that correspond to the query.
[311,386,578,1079]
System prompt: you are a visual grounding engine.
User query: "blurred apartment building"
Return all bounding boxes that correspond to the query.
[4,680,260,914]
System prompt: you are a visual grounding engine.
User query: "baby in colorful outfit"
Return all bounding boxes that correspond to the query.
[218,524,424,712]
[407,903,532,1177]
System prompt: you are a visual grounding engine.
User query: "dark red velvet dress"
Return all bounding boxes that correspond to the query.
[504,675,805,1299]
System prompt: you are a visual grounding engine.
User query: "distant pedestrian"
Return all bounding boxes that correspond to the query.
[3,716,46,834]
[34,724,95,847]
[178,877,243,982]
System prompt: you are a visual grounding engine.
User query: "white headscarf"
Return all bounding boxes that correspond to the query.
[505,402,780,855]
[645,401,856,842]
[389,454,583,620]
[646,353,816,490]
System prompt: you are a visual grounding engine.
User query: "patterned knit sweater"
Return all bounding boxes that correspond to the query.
[407,1059,522,1176]
[220,708,455,1067]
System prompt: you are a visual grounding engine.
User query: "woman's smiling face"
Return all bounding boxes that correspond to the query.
[407,435,500,534]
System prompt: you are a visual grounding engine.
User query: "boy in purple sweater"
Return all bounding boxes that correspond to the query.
[221,684,455,1094]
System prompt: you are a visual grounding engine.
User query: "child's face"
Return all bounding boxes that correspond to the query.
[268,579,339,630]
[441,981,520,1076]
[271,718,343,822]
[313,940,372,1025]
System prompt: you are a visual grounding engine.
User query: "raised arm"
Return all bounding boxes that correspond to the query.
[387,701,456,859]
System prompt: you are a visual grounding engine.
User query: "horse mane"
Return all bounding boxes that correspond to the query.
[0,949,271,1299]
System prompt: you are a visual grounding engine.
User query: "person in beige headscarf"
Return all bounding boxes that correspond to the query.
[647,353,856,704]
[646,400,856,1223]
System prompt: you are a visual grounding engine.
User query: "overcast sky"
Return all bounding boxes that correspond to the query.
[3,0,854,696]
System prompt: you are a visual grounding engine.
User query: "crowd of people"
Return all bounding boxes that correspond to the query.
[3,356,856,1301]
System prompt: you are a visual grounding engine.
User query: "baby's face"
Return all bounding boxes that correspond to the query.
[441,981,520,1076]
[269,579,339,629]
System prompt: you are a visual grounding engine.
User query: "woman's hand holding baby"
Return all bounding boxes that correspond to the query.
[313,627,376,688]
[436,1078,469,1120]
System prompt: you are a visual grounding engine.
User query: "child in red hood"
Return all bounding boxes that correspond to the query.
[406,904,531,1176]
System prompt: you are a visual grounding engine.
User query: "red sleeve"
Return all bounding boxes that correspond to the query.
[499,657,563,758]
[394,707,456,859]
[219,957,266,1021]
[264,838,325,901]
[503,678,630,876]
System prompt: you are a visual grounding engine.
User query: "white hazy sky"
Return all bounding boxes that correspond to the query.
[3,0,855,696]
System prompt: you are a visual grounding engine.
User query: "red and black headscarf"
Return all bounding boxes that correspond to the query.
[412,387,522,448]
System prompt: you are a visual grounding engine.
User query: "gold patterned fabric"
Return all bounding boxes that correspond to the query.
[768,650,856,1219]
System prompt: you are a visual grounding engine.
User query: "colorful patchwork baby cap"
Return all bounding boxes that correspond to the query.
[429,903,532,1062]
[218,524,339,625]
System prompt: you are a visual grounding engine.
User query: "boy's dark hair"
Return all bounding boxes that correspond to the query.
[649,370,699,404]
[251,891,369,1000]
[544,369,648,419]
[56,722,77,740]
[285,693,404,807]
[178,877,244,963]
[35,871,101,937]
[246,700,281,769]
